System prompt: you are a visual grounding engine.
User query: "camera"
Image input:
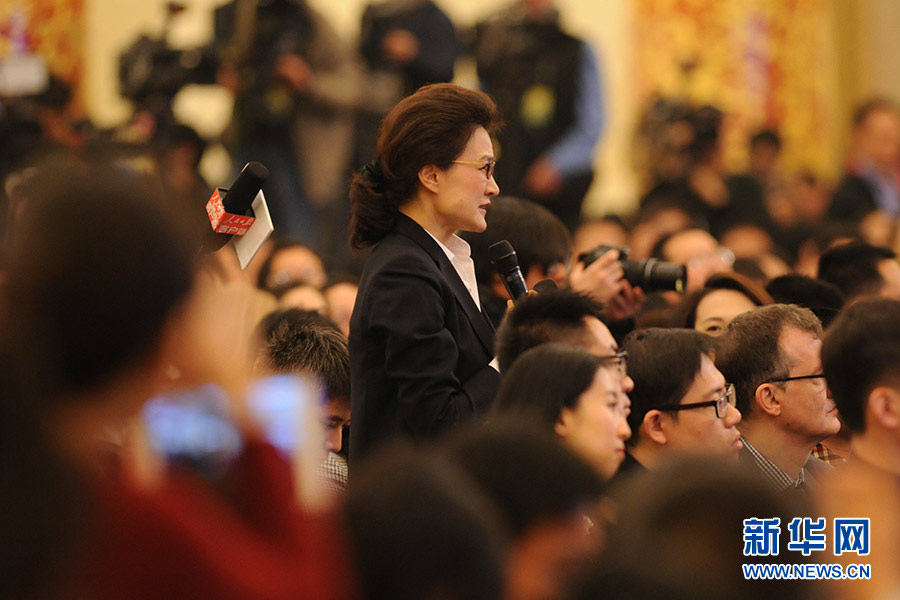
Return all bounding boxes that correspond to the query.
[579,245,686,294]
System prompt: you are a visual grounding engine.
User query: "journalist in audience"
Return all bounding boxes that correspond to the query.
[715,304,838,499]
[495,288,633,402]
[617,328,742,479]
[492,344,631,480]
[672,271,773,335]
[348,83,503,460]
[817,241,900,303]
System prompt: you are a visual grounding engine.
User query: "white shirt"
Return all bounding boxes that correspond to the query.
[425,230,482,311]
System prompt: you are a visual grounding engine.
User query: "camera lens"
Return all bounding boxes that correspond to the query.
[621,258,686,293]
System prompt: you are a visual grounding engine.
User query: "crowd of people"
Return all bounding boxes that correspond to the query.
[4,1,900,599]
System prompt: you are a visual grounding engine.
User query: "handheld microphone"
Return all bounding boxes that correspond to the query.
[203,161,269,252]
[489,240,528,301]
[532,279,558,294]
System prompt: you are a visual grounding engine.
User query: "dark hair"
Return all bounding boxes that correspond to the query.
[5,161,195,394]
[673,272,774,329]
[0,319,87,598]
[650,227,700,261]
[492,344,603,426]
[852,97,900,128]
[590,457,809,600]
[765,274,844,329]
[348,83,501,249]
[495,289,605,373]
[257,308,349,400]
[153,123,206,168]
[822,299,900,433]
[256,238,325,290]
[731,257,768,284]
[441,421,605,538]
[622,328,716,443]
[714,304,822,417]
[344,443,505,600]
[817,242,896,301]
[688,105,723,165]
[750,128,782,151]
[461,196,571,287]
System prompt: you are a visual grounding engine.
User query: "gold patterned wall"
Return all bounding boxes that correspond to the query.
[635,0,838,180]
[1,0,84,93]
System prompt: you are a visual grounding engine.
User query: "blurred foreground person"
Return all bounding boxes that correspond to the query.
[344,443,505,600]
[442,422,606,600]
[574,458,811,600]
[2,162,354,599]
[821,299,900,599]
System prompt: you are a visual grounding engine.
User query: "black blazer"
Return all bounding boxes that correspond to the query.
[349,214,500,461]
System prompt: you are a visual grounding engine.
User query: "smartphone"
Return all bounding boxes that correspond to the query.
[245,374,321,458]
[142,383,242,479]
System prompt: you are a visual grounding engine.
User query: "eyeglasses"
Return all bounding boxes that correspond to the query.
[658,383,736,419]
[598,350,628,380]
[764,373,826,385]
[452,160,496,180]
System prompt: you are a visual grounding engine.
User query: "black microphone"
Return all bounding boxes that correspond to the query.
[203,161,269,252]
[489,240,528,301]
[532,279,558,294]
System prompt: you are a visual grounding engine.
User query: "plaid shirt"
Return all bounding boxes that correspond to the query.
[741,436,807,494]
[811,442,847,466]
[318,452,348,494]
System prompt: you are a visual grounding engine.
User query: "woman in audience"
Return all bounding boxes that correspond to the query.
[347,83,503,459]
[672,271,774,336]
[492,344,631,480]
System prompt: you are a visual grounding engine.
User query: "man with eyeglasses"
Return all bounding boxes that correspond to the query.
[495,288,634,399]
[715,304,839,497]
[615,328,743,478]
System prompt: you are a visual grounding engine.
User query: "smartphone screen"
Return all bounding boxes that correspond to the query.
[245,374,320,458]
[142,383,242,478]
[142,376,322,488]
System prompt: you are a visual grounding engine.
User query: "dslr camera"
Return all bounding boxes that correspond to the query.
[579,245,686,294]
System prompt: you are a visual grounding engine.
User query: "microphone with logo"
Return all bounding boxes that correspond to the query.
[201,161,269,253]
[489,240,529,302]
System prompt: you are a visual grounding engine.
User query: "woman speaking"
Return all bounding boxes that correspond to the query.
[348,83,502,460]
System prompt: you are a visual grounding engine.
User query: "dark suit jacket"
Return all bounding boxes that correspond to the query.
[828,173,877,223]
[349,214,501,462]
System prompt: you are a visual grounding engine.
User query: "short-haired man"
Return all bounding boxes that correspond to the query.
[257,308,352,491]
[618,328,742,475]
[463,196,634,328]
[817,241,900,302]
[495,289,633,399]
[651,228,733,292]
[715,304,839,497]
[820,298,900,597]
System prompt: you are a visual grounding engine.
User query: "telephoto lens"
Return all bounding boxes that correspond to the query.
[578,245,686,294]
